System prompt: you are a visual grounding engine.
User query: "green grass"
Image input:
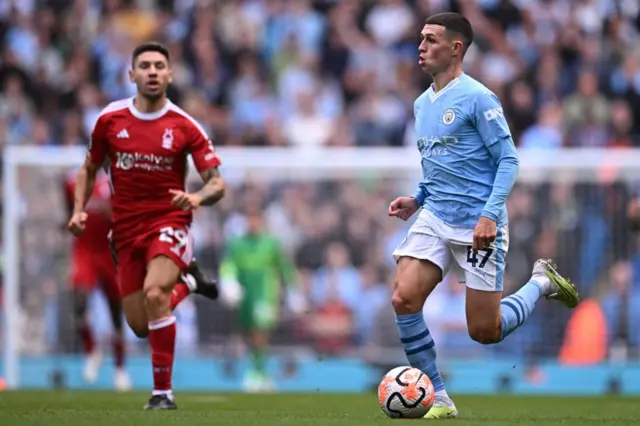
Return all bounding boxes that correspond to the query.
[0,391,639,425]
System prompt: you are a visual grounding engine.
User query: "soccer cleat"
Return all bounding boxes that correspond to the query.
[82,350,103,384]
[533,259,580,308]
[243,371,276,393]
[114,368,132,392]
[143,394,177,410]
[424,394,459,419]
[184,259,219,300]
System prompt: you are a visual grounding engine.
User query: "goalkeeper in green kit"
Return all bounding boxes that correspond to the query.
[219,208,304,392]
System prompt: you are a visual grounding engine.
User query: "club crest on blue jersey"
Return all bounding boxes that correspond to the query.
[442,108,456,125]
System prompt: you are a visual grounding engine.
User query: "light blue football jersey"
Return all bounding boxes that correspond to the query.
[412,73,519,228]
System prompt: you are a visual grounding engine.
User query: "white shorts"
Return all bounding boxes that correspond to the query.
[392,209,509,292]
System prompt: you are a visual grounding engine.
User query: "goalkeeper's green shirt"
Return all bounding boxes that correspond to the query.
[220,233,296,302]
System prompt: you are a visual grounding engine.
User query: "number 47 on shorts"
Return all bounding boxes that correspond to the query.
[466,246,492,269]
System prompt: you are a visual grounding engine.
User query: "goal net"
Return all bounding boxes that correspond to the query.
[3,146,640,394]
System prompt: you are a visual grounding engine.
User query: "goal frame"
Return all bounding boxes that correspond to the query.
[4,145,640,388]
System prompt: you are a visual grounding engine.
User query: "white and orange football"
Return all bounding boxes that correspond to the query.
[378,366,435,418]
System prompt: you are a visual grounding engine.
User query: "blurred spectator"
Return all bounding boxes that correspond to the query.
[0,0,638,149]
[601,261,640,352]
[519,102,563,150]
[563,71,611,147]
[310,242,361,311]
[306,275,354,356]
[352,264,389,345]
[283,89,336,148]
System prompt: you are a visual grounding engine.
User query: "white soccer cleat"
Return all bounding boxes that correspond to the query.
[243,371,275,393]
[82,350,103,384]
[114,367,132,392]
[243,371,261,393]
[256,377,275,393]
[424,393,459,419]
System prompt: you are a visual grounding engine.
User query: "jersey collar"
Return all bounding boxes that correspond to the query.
[428,74,463,103]
[128,97,171,120]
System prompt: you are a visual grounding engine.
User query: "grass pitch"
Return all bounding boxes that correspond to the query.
[0,391,638,425]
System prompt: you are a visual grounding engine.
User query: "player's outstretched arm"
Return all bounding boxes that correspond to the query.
[67,159,100,236]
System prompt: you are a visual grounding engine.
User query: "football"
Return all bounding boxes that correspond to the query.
[378,366,435,418]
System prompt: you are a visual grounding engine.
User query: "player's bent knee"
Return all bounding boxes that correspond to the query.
[391,290,422,315]
[467,324,501,344]
[144,285,170,309]
[391,276,429,314]
[391,257,441,315]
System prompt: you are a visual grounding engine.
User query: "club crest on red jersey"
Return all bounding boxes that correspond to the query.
[162,128,174,149]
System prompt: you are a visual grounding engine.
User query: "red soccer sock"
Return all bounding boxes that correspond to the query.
[148,316,177,392]
[113,336,125,368]
[80,324,95,354]
[170,282,190,311]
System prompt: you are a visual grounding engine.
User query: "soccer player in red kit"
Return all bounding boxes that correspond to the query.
[67,42,225,410]
[63,170,131,391]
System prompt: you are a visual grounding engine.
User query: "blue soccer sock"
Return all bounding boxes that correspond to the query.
[395,312,445,392]
[499,279,544,341]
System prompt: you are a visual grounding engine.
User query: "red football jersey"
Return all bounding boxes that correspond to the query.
[65,169,112,251]
[86,97,221,249]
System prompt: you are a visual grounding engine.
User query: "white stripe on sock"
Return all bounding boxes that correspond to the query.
[148,316,176,330]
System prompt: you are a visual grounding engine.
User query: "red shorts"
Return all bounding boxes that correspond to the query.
[116,225,194,297]
[70,248,119,302]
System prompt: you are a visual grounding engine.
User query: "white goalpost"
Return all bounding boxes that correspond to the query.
[3,145,640,389]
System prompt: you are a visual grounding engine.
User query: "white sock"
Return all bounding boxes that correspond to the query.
[531,273,551,294]
[435,389,449,399]
[152,389,174,400]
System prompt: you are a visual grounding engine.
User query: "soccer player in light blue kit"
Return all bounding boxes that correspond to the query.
[388,13,579,419]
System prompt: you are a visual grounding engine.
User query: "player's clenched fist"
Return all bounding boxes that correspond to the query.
[388,197,419,221]
[169,189,203,211]
[68,211,88,236]
[473,216,496,251]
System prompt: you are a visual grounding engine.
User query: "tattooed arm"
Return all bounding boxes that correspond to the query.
[169,167,225,211]
[196,167,226,206]
[175,122,226,210]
